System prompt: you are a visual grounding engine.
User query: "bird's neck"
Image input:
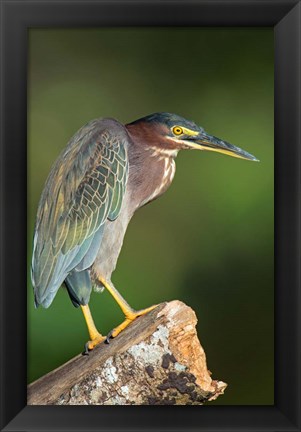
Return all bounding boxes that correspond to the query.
[125,125,177,209]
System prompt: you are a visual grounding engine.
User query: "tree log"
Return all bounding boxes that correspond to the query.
[27,300,227,405]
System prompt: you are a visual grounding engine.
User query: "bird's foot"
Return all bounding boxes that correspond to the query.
[106,304,158,343]
[83,333,106,355]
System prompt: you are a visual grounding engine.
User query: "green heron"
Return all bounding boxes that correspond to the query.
[31,112,258,352]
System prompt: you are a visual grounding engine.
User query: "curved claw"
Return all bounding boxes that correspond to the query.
[105,329,115,344]
[82,334,106,354]
[83,342,90,356]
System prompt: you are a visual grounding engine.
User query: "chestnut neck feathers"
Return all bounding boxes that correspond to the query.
[125,122,177,209]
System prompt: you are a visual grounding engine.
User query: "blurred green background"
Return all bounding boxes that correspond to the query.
[27,28,274,405]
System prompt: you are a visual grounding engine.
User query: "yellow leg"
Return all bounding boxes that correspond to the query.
[81,304,105,351]
[99,277,158,339]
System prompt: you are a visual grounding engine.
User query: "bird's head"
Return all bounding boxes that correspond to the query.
[126,112,259,161]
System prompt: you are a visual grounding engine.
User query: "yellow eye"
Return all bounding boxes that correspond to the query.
[173,126,183,136]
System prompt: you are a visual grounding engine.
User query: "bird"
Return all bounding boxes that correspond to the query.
[31,112,258,353]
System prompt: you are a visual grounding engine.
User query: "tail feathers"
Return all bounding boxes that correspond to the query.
[65,269,92,307]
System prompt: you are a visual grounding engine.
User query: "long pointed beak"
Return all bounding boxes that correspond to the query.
[185,131,259,162]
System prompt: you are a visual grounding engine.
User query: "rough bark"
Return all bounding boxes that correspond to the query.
[27,300,227,405]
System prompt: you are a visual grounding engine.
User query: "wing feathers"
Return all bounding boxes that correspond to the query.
[32,119,129,307]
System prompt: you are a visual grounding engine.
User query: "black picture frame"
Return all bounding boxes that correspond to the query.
[0,0,300,431]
